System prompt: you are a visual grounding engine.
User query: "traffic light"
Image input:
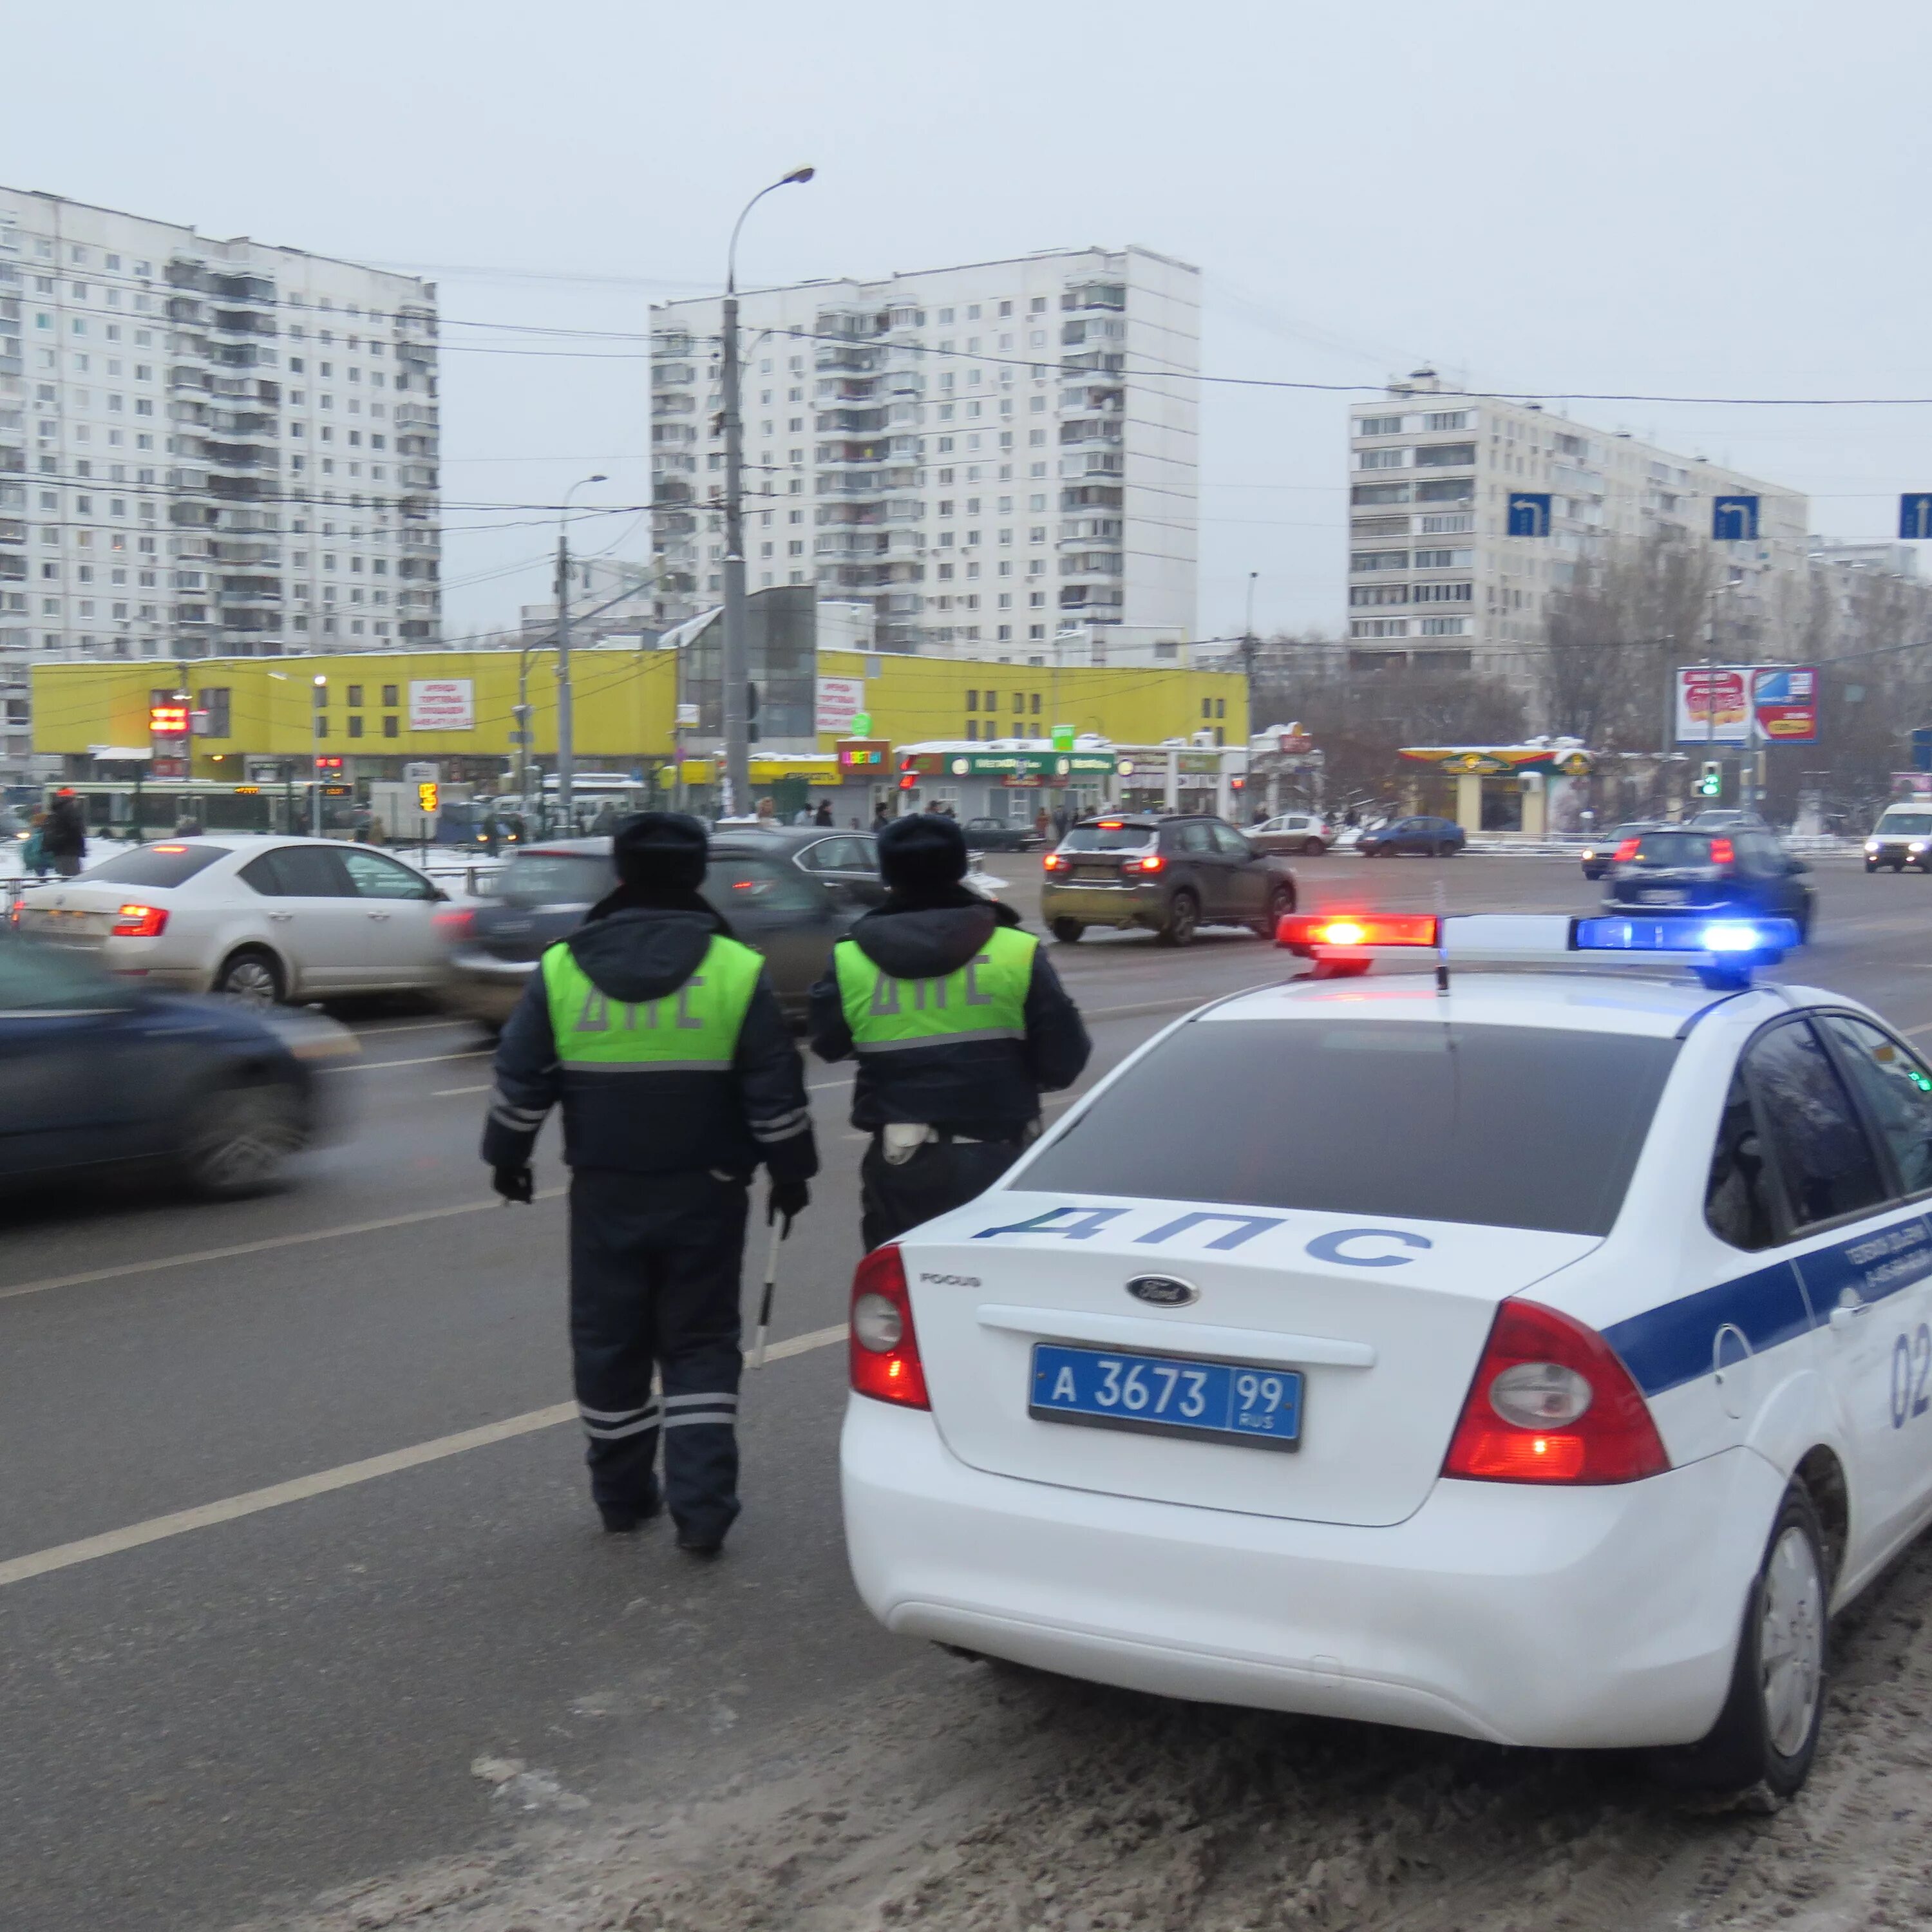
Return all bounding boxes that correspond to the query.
[1697,762,1723,799]
[417,781,439,814]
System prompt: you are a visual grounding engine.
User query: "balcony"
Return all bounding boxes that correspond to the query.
[1059,419,1123,448]
[655,509,697,536]
[392,405,439,433]
[652,479,696,507]
[1059,551,1124,578]
[397,557,439,581]
[652,361,697,389]
[815,407,890,435]
[397,433,439,459]
[399,463,438,489]
[399,495,433,522]
[1060,349,1125,376]
[1062,281,1126,312]
[211,308,278,338]
[652,393,696,416]
[1059,451,1124,479]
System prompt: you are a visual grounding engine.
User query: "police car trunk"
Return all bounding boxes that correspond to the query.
[893,978,1682,1529]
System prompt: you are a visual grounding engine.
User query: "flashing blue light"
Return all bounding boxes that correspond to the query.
[1573,916,1799,958]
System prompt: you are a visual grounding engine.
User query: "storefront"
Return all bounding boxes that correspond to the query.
[892,743,1124,824]
[1397,741,1596,835]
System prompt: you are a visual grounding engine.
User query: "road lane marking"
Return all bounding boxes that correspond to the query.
[1907,1021,1932,1037]
[435,1084,492,1096]
[0,1190,568,1303]
[0,1324,848,1591]
[321,1049,493,1075]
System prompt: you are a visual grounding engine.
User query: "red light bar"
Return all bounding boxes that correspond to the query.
[1278,914,1439,951]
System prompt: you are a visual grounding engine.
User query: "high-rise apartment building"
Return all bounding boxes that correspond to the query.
[1344,372,1809,682]
[0,189,440,782]
[647,245,1198,656]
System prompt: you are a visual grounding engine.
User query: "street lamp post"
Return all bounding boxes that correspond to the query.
[721,167,815,819]
[555,473,608,828]
[311,674,327,836]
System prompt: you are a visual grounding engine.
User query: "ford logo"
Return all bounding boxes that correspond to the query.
[1126,1274,1198,1309]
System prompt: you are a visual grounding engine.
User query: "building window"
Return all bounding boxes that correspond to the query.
[1356,414,1404,436]
[382,684,399,707]
[348,715,365,737]
[1423,411,1470,431]
[347,684,365,707]
[1358,448,1406,471]
[383,714,399,738]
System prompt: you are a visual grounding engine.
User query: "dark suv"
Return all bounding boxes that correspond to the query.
[1039,814,1297,946]
[1602,825,1814,940]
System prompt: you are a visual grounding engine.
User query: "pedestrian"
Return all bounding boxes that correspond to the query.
[41,790,87,877]
[809,813,1090,1251]
[815,798,834,828]
[1034,808,1049,842]
[755,796,777,823]
[352,804,374,843]
[21,812,48,878]
[792,804,813,826]
[482,813,818,1555]
[589,802,620,837]
[872,800,891,831]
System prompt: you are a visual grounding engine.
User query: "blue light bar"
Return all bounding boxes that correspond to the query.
[1573,916,1799,958]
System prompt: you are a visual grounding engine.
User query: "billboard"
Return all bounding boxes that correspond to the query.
[1674,665,1819,746]
[814,676,866,734]
[408,679,475,730]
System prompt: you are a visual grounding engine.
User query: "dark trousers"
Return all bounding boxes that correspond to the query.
[567,1168,748,1542]
[860,1135,1025,1251]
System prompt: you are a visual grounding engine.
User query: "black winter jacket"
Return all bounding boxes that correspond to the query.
[482,907,818,1183]
[808,899,1090,1137]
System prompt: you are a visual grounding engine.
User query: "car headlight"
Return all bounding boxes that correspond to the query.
[1867,840,1882,852]
[1913,843,1927,855]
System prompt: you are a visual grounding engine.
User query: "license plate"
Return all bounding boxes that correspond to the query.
[1030,1343,1303,1451]
[1638,888,1687,904]
[1074,866,1119,882]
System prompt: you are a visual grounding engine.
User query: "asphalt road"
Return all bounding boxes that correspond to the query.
[5,851,1930,1931]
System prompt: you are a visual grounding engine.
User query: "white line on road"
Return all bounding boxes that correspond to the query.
[0,1324,849,1591]
[0,1190,567,1303]
[321,1050,493,1075]
[435,1084,492,1096]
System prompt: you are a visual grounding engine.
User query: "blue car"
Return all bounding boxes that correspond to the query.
[0,936,351,1197]
[1357,815,1467,858]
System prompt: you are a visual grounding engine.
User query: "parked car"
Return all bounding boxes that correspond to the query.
[440,831,864,1030]
[0,935,354,1197]
[960,816,1039,853]
[1580,821,1660,882]
[9,836,452,1005]
[1602,825,1814,940]
[1248,811,1331,857]
[1863,804,1932,873]
[1039,813,1296,947]
[1356,815,1467,858]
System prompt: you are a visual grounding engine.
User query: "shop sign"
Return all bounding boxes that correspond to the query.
[408,679,475,731]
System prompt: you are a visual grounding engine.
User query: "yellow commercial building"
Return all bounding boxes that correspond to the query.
[31,645,1246,785]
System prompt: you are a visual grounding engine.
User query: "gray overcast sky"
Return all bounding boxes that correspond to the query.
[12,0,1929,641]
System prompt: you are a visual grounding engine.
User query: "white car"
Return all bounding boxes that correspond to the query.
[842,911,1932,1795]
[1248,811,1331,856]
[11,835,455,1005]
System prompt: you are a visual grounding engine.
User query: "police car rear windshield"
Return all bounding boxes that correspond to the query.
[499,853,613,906]
[1877,811,1932,836]
[1631,833,1725,867]
[1025,1019,1678,1236]
[79,843,226,888]
[1062,824,1154,851]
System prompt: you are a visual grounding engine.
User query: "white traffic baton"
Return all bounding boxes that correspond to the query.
[752,1220,784,1370]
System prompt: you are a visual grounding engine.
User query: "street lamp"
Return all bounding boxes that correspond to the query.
[721,166,815,819]
[554,472,608,825]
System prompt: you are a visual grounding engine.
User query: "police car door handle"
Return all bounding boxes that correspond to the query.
[268,911,294,922]
[1830,1292,1871,1331]
[366,911,391,921]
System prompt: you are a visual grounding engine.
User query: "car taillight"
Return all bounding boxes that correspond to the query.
[433,909,475,938]
[1042,852,1066,871]
[110,904,168,939]
[1613,838,1641,862]
[1137,853,1165,873]
[1710,837,1735,866]
[849,1243,929,1409]
[1442,1298,1667,1485]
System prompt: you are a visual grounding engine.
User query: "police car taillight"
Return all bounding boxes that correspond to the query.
[849,1243,929,1410]
[1442,1298,1667,1485]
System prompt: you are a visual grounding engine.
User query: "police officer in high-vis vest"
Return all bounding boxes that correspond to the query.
[810,813,1089,1250]
[483,813,817,1553]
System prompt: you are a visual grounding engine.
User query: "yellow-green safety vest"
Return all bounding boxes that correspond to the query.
[542,934,763,1072]
[833,925,1036,1054]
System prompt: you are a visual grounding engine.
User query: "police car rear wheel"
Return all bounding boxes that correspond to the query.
[1650,1486,1828,1797]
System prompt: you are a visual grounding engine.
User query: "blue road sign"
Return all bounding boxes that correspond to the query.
[1712,495,1760,541]
[1914,728,1932,774]
[1506,491,1552,537]
[1902,495,1932,541]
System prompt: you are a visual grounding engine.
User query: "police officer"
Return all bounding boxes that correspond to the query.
[483,813,817,1554]
[810,812,1089,1249]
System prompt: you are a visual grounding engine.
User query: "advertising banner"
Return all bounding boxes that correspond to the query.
[1675,666,1753,745]
[1751,665,1819,744]
[814,676,866,734]
[408,679,475,730]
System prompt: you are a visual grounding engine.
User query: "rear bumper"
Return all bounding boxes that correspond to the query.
[1039,883,1163,928]
[442,952,534,1024]
[840,1398,1782,1749]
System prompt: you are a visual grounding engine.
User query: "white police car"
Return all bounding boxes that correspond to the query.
[840,913,1932,1794]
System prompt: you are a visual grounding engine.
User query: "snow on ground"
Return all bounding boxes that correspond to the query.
[247,1526,1932,1932]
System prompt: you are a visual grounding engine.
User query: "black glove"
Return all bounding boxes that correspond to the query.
[767,1178,810,1237]
[493,1164,535,1206]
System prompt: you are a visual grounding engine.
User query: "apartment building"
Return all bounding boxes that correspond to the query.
[1344,372,1809,682]
[647,245,1198,656]
[0,188,441,783]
